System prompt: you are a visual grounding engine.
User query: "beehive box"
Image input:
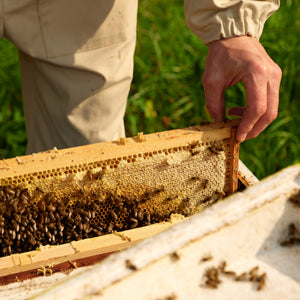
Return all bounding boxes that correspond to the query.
[30,164,300,300]
[0,120,240,286]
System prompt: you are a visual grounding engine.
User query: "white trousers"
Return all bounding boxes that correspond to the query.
[0,0,138,154]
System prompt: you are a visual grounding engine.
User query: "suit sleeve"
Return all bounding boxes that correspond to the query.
[184,0,280,45]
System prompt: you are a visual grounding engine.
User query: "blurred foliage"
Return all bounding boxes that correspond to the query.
[0,39,26,158]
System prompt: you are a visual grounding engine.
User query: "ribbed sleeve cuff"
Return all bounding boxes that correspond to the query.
[185,0,280,46]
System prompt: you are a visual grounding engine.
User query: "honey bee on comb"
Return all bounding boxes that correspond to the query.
[189,140,200,150]
[208,142,225,155]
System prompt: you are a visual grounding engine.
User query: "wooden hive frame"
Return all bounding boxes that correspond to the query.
[0,120,240,284]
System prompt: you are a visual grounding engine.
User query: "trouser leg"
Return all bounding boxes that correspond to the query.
[19,35,136,154]
[4,0,138,154]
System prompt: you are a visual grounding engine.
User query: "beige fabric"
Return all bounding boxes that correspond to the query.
[1,0,137,154]
[185,0,280,45]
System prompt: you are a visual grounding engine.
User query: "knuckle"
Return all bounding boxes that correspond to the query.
[251,104,267,117]
[273,64,282,79]
[250,62,268,78]
[248,131,260,139]
[265,110,278,123]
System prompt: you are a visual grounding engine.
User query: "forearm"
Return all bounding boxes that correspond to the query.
[184,0,280,45]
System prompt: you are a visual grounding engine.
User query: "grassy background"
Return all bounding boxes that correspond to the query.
[0,0,299,179]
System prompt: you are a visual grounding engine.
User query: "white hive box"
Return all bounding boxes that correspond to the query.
[26,164,300,300]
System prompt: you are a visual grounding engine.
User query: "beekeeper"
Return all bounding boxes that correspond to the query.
[0,0,281,154]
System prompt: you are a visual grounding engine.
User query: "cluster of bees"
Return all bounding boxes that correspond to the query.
[0,183,173,257]
[280,223,300,247]
[289,190,300,207]
[189,140,224,157]
[203,260,267,291]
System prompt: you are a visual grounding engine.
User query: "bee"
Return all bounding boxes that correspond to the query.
[154,187,165,194]
[91,203,100,212]
[2,247,7,256]
[205,267,221,283]
[11,230,16,240]
[289,190,300,206]
[4,186,15,196]
[200,254,213,262]
[202,196,212,204]
[164,195,178,202]
[189,140,200,149]
[170,251,180,262]
[157,294,178,300]
[178,197,191,211]
[289,223,298,237]
[106,223,114,234]
[130,218,138,229]
[199,121,210,126]
[95,171,105,180]
[256,273,267,291]
[218,261,236,276]
[49,212,56,222]
[280,223,300,246]
[82,223,89,232]
[208,144,224,154]
[224,270,236,277]
[125,259,137,271]
[7,246,12,255]
[204,279,218,289]
[36,187,45,194]
[202,266,222,289]
[137,208,144,221]
[218,261,226,272]
[235,272,248,281]
[38,201,46,212]
[110,210,118,220]
[249,266,259,282]
[201,179,209,190]
[141,187,164,203]
[20,193,29,204]
[143,211,151,223]
[48,205,56,213]
[74,214,82,225]
[191,150,201,156]
[190,176,201,181]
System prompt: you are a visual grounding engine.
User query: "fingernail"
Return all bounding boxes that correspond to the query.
[237,133,246,143]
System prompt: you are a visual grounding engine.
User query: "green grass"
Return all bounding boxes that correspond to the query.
[0,39,26,158]
[0,0,299,179]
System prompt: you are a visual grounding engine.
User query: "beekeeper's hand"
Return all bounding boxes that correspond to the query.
[202,36,282,142]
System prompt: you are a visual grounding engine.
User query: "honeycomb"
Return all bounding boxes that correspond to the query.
[0,121,239,257]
